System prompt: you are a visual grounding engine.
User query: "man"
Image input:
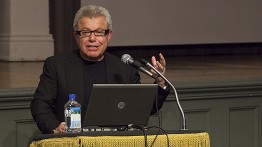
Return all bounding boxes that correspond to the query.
[31,5,169,134]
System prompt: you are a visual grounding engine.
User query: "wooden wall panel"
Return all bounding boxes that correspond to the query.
[229,107,259,147]
[0,82,262,147]
[184,109,212,132]
[15,119,39,147]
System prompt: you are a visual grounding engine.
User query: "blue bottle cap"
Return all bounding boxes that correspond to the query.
[69,94,76,100]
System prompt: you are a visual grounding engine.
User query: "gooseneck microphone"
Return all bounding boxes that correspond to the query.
[140,59,187,130]
[121,54,155,79]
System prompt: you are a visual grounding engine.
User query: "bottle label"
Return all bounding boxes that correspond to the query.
[69,107,81,129]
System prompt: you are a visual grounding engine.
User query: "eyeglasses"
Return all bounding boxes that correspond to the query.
[75,29,110,37]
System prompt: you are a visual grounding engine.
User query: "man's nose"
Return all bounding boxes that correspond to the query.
[88,32,96,41]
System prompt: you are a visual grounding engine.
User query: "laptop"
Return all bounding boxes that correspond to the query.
[83,84,158,130]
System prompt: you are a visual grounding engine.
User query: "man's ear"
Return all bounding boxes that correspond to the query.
[107,31,113,42]
[73,32,79,44]
[73,32,77,39]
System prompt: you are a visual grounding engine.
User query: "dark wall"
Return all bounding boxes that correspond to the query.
[107,43,262,59]
[49,0,80,55]
[1,80,262,147]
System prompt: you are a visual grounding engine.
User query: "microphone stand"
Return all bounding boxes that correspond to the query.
[141,59,187,130]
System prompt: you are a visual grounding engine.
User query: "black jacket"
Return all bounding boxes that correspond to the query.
[31,50,169,134]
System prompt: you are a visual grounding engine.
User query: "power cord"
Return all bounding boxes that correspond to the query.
[147,126,170,147]
[127,124,170,147]
[149,91,161,146]
[127,84,171,147]
[128,124,148,147]
[147,89,170,147]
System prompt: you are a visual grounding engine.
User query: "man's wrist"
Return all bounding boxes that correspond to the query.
[161,84,170,91]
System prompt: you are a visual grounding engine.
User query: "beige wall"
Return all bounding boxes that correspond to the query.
[0,0,54,61]
[83,0,262,46]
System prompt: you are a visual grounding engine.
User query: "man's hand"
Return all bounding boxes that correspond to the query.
[151,53,167,88]
[53,122,66,133]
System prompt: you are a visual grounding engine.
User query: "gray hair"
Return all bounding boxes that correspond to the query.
[73,5,112,31]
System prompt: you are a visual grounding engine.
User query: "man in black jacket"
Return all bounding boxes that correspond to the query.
[31,5,169,134]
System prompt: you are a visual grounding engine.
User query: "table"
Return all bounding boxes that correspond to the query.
[29,130,210,147]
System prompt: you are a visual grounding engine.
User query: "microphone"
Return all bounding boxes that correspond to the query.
[121,54,155,79]
[140,59,187,130]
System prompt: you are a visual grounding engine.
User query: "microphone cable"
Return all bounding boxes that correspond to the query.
[147,125,170,147]
[141,59,171,147]
[128,124,170,147]
[128,124,148,147]
[150,93,161,146]
[147,88,170,147]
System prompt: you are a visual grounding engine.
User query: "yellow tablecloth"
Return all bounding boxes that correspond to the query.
[30,132,210,147]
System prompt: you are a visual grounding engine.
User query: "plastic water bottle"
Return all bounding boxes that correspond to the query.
[64,94,82,133]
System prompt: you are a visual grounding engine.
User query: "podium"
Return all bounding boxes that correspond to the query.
[29,130,210,147]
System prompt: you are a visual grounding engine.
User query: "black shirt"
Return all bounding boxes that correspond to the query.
[82,58,106,121]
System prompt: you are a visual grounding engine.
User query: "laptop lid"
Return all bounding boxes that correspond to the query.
[83,84,158,128]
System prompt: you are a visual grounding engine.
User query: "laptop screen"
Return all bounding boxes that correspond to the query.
[83,84,158,128]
